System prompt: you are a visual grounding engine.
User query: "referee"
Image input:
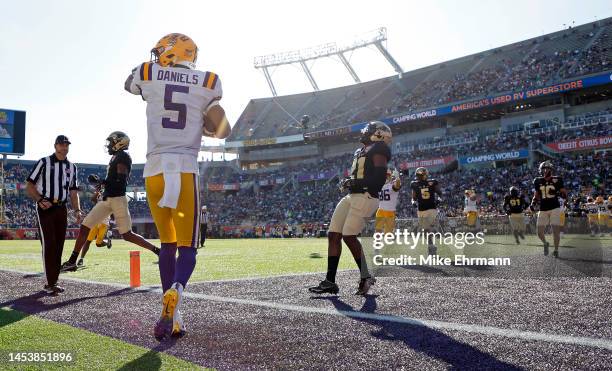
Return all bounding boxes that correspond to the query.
[25,135,82,295]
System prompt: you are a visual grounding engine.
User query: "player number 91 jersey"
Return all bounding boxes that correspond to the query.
[126,62,223,158]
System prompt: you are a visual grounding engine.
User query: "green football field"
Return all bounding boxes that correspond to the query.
[0,238,354,286]
[0,235,607,286]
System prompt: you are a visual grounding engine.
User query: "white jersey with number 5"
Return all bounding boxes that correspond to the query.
[126,62,222,175]
[378,183,399,212]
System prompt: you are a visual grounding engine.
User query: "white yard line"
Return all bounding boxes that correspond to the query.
[1,268,611,351]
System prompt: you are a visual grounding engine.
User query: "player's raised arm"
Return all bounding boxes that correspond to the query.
[204,103,231,139]
[391,169,401,191]
[201,76,231,139]
[124,66,139,95]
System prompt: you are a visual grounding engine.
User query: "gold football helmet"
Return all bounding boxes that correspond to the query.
[151,33,198,69]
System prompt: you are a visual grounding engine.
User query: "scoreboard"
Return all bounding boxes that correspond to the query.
[0,108,25,156]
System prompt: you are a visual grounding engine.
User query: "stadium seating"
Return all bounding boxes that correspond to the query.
[228,19,612,142]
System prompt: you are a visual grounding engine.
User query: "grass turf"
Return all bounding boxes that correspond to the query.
[0,307,202,370]
[0,234,606,286]
[0,238,355,285]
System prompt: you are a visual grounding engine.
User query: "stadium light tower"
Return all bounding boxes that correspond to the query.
[254,27,403,96]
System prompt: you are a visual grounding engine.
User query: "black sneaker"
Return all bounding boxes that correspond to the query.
[60,261,77,272]
[308,279,339,294]
[552,250,559,258]
[107,238,112,249]
[153,247,160,256]
[543,242,549,256]
[355,277,376,296]
[515,236,520,245]
[44,284,65,295]
[77,258,84,267]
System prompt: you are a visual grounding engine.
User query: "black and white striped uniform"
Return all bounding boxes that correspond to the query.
[27,154,79,287]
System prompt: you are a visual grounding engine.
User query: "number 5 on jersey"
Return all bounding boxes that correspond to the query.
[162,84,189,129]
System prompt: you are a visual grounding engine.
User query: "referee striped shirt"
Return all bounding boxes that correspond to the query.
[27,154,79,204]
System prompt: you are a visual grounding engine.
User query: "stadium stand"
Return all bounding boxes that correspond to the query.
[229,18,612,141]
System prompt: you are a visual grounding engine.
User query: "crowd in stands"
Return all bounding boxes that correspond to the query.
[1,107,608,235]
[230,19,612,141]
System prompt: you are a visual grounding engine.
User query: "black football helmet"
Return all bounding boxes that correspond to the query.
[359,121,392,145]
[415,167,428,181]
[510,186,519,197]
[538,161,553,177]
[106,131,130,155]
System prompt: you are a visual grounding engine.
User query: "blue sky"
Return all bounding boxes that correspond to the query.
[1,0,610,164]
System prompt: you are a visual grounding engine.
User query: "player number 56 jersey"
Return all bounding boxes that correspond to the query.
[126,62,223,158]
[378,182,399,212]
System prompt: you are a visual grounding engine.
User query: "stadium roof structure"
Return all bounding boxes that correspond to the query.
[253,27,403,96]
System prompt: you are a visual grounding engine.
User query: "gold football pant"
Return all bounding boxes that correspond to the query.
[86,223,108,245]
[145,173,200,247]
[375,209,396,234]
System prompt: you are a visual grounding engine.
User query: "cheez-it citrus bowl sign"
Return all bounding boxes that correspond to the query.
[547,136,612,152]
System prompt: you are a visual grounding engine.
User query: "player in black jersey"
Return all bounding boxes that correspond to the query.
[503,186,528,244]
[61,132,160,271]
[309,121,392,296]
[410,167,442,255]
[530,161,567,257]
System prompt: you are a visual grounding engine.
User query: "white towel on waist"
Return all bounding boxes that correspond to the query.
[157,154,182,209]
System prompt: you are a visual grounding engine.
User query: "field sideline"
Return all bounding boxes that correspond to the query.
[1,236,611,369]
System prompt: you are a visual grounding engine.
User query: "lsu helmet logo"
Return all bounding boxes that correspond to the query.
[151,33,198,69]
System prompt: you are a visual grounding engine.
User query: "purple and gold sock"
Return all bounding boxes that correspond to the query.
[159,243,177,292]
[174,247,197,288]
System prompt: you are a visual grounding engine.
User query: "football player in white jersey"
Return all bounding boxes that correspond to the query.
[375,169,401,234]
[463,189,479,231]
[125,33,230,340]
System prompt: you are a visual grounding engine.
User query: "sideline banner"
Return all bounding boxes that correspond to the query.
[546,136,612,152]
[400,156,455,170]
[459,149,529,165]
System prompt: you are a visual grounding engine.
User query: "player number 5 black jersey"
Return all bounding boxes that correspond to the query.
[410,179,439,211]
